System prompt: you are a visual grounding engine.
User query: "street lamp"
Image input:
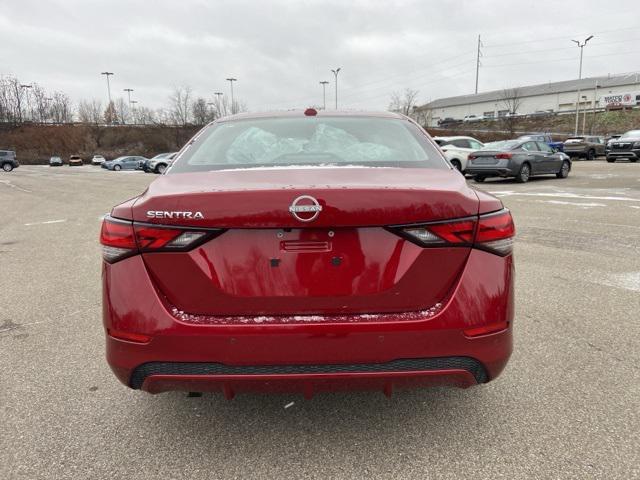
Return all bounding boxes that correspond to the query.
[129,100,138,124]
[101,72,114,105]
[123,89,134,124]
[572,36,593,135]
[225,78,237,114]
[331,68,341,109]
[319,81,329,110]
[213,92,225,116]
[20,84,32,122]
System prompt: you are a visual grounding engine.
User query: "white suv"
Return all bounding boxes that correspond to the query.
[433,136,484,172]
[91,155,106,165]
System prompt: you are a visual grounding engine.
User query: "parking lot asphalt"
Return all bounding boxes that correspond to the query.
[1,162,639,480]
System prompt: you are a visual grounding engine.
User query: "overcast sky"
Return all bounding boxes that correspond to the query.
[2,0,639,112]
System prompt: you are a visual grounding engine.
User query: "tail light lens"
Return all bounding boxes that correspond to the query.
[468,154,476,160]
[100,215,222,263]
[496,153,513,159]
[392,209,515,256]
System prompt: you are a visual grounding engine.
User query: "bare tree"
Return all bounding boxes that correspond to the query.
[104,101,117,124]
[77,99,103,124]
[191,97,210,125]
[133,106,156,125]
[114,97,129,124]
[168,85,193,126]
[50,91,73,123]
[388,88,420,116]
[499,87,523,136]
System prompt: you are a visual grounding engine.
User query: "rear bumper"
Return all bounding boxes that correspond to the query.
[465,167,514,177]
[103,249,514,395]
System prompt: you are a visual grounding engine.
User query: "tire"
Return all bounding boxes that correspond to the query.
[515,163,531,183]
[631,159,638,163]
[2,163,14,172]
[586,149,595,161]
[474,175,486,183]
[156,163,167,174]
[606,158,615,163]
[450,159,462,172]
[113,164,122,171]
[556,160,570,179]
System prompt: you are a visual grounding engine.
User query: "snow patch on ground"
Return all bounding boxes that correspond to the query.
[598,271,640,293]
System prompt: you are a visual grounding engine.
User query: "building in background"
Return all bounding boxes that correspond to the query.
[415,72,640,127]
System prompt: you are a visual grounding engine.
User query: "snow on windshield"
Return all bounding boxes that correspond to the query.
[226,124,396,164]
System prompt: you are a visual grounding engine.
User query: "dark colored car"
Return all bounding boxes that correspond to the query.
[49,156,63,166]
[0,150,19,172]
[563,136,606,160]
[100,110,515,397]
[606,130,640,163]
[103,155,148,171]
[467,139,571,183]
[517,133,564,152]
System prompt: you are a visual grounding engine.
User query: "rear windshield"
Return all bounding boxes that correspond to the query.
[169,116,446,173]
[565,137,585,143]
[482,140,520,150]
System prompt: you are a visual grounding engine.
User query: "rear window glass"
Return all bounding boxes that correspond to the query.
[169,116,446,173]
[621,130,640,138]
[482,140,520,150]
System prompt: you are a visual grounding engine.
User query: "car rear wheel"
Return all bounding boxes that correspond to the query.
[156,164,167,174]
[450,159,462,172]
[631,159,638,163]
[556,160,570,178]
[587,149,596,161]
[113,165,122,171]
[606,158,615,163]
[2,163,13,172]
[515,163,530,183]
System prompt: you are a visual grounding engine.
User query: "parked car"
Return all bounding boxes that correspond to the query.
[99,110,515,395]
[433,136,484,172]
[467,139,571,183]
[463,114,484,123]
[605,135,622,155]
[606,130,640,163]
[517,133,564,152]
[91,155,106,165]
[69,155,83,166]
[145,152,177,174]
[437,117,458,126]
[0,150,19,172]
[49,156,63,166]
[103,155,148,171]
[563,136,606,160]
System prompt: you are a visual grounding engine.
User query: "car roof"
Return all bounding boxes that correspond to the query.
[433,136,478,141]
[215,110,406,123]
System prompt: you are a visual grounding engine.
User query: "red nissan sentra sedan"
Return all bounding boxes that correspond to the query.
[100,110,515,397]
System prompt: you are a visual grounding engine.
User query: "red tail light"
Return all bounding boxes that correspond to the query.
[496,152,513,159]
[100,216,223,263]
[468,154,476,160]
[392,209,515,256]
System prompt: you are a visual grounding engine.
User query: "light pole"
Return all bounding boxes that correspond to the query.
[319,81,329,110]
[331,68,341,109]
[44,97,53,124]
[572,36,593,135]
[130,100,138,124]
[123,89,134,124]
[101,72,114,105]
[20,84,32,122]
[213,92,224,116]
[226,78,237,114]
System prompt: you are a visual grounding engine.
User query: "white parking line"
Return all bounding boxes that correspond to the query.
[489,191,640,203]
[24,219,67,226]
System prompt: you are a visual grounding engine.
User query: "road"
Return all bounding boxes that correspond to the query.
[1,162,639,479]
